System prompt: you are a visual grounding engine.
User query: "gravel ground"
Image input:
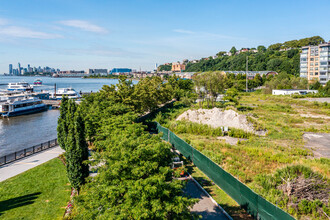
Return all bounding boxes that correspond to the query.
[303,132,330,158]
[300,98,330,103]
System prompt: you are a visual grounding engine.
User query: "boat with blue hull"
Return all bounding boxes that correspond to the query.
[0,96,47,117]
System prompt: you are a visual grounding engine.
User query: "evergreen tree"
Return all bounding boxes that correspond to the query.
[66,101,89,191]
[57,96,69,151]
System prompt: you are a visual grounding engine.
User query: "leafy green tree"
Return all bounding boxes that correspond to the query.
[224,88,239,104]
[310,80,321,90]
[268,43,282,51]
[57,96,69,151]
[230,46,237,55]
[216,51,226,57]
[319,80,330,95]
[257,45,266,53]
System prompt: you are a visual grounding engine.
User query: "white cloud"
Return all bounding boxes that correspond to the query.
[58,20,107,33]
[0,26,62,39]
[0,18,8,26]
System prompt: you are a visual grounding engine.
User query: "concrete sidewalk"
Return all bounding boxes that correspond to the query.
[184,179,230,219]
[0,146,64,182]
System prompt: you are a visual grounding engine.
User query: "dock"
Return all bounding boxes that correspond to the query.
[42,100,61,108]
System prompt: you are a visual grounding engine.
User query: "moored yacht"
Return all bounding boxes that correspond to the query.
[8,82,33,92]
[33,78,42,85]
[51,88,81,99]
[0,96,47,117]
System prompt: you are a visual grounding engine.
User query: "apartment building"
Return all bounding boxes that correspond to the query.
[300,42,330,84]
[171,62,186,72]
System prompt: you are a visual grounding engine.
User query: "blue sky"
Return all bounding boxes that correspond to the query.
[0,0,329,73]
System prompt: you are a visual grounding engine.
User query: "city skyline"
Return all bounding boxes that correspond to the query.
[1,0,330,74]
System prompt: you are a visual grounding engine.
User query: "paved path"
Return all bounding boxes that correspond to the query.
[184,179,230,219]
[0,146,64,182]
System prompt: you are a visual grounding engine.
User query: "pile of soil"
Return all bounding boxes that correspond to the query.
[176,108,265,135]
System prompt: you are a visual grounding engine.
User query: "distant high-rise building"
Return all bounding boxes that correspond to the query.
[9,64,13,75]
[18,62,21,75]
[300,42,330,85]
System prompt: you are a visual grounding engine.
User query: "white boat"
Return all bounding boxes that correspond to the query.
[8,82,33,92]
[51,88,81,99]
[0,96,47,117]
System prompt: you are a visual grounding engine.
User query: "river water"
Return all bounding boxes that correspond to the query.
[0,76,131,157]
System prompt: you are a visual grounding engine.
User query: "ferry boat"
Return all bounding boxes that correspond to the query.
[33,79,42,85]
[8,82,33,92]
[51,88,81,99]
[0,96,47,117]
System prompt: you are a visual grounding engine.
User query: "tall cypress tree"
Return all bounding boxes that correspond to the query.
[66,101,89,191]
[57,96,69,151]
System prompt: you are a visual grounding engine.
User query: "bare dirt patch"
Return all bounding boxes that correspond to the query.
[303,132,330,158]
[176,108,266,135]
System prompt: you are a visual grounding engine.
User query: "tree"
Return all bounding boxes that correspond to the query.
[216,51,226,57]
[57,96,69,151]
[268,43,282,51]
[230,46,237,55]
[257,45,266,53]
[310,80,321,90]
[319,80,330,95]
[66,101,89,192]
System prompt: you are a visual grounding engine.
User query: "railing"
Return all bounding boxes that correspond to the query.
[0,139,58,166]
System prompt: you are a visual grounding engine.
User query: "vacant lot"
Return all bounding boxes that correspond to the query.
[0,158,70,220]
[154,93,330,219]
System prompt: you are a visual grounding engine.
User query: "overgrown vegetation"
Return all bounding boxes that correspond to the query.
[150,91,330,219]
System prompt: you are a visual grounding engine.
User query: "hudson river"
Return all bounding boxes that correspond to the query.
[0,76,132,157]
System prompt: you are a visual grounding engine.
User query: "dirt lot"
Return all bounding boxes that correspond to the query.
[303,132,330,158]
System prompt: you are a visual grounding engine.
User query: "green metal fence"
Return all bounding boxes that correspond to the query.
[156,122,295,220]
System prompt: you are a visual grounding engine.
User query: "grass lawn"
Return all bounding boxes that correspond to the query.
[0,158,70,220]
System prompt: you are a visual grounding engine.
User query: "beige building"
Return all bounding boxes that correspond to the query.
[300,42,330,84]
[171,62,186,72]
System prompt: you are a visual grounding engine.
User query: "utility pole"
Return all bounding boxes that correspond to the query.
[246,56,248,92]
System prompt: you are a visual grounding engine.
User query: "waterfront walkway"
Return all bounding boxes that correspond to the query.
[0,146,64,182]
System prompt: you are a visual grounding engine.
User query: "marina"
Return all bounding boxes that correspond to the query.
[0,75,134,157]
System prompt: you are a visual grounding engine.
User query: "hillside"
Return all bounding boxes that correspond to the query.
[184,36,324,75]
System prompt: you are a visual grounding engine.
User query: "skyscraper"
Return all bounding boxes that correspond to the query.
[18,62,21,75]
[9,64,13,75]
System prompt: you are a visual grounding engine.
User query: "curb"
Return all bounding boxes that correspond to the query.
[189,174,233,220]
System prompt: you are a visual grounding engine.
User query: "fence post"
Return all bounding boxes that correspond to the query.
[55,139,57,145]
[24,149,26,157]
[4,155,6,164]
[33,146,35,153]
[48,141,50,148]
[15,152,17,160]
